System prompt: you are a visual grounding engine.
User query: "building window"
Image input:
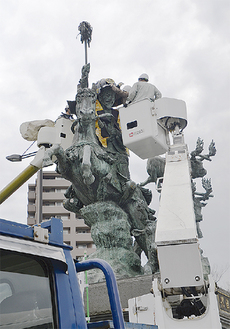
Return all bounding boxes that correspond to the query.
[43,216,51,221]
[43,188,55,193]
[76,229,90,234]
[55,176,63,180]
[43,175,55,180]
[76,244,87,249]
[64,241,71,246]
[43,202,55,206]
[42,202,63,207]
[61,216,69,221]
[75,215,84,220]
[55,215,69,221]
[55,189,67,193]
[63,228,70,234]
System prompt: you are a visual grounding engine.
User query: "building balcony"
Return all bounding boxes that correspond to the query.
[76,233,93,242]
[42,192,65,201]
[42,180,70,188]
[42,205,69,214]
[28,204,36,212]
[28,191,35,200]
[27,217,36,226]
[74,218,90,228]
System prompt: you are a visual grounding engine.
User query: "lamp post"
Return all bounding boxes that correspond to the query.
[37,169,43,224]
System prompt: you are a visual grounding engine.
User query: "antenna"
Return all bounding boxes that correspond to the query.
[78,21,92,64]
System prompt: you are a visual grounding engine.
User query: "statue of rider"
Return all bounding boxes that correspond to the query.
[94,79,130,179]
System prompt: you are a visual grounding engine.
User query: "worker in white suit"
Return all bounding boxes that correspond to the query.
[126,73,162,105]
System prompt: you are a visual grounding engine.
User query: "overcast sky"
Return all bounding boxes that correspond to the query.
[0,0,229,288]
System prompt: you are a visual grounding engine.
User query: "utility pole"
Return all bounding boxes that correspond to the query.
[78,21,92,64]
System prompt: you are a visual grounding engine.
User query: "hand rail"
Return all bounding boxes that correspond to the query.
[75,258,125,329]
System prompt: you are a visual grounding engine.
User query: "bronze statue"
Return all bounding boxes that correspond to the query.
[44,64,158,281]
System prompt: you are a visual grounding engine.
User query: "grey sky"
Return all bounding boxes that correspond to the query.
[0,0,229,288]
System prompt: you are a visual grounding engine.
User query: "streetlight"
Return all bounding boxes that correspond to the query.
[6,151,37,162]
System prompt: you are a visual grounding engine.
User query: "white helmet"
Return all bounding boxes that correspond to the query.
[122,85,131,92]
[139,73,149,81]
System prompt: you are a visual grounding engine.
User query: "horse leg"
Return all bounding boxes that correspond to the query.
[82,145,95,185]
[44,144,68,177]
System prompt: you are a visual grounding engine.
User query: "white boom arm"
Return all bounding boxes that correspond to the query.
[119,97,221,328]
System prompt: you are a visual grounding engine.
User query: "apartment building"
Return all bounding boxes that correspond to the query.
[27,170,96,259]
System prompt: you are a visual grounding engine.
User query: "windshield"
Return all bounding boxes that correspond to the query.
[0,249,55,329]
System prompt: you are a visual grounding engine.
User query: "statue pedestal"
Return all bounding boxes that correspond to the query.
[80,201,143,283]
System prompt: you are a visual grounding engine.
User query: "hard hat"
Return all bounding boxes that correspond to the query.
[122,85,131,92]
[139,73,149,81]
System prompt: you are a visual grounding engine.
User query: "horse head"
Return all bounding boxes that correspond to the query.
[76,88,97,123]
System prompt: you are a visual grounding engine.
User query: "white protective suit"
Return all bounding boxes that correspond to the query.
[127,80,162,104]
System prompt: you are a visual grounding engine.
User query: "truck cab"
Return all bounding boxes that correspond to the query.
[1,217,144,329]
[0,217,88,328]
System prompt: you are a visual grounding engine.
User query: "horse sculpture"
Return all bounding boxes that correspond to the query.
[44,68,158,276]
[44,87,116,207]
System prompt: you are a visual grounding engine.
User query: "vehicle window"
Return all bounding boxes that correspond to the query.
[0,249,55,329]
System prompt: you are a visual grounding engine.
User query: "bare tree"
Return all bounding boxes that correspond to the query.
[211,264,230,291]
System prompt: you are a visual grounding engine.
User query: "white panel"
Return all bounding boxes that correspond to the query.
[155,97,187,122]
[136,294,155,325]
[158,243,204,288]
[54,117,74,150]
[119,98,168,159]
[128,294,155,325]
[128,297,138,323]
[155,150,197,243]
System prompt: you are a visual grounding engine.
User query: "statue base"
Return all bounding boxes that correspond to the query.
[80,201,143,283]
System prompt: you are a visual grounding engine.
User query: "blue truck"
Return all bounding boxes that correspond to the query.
[0,216,157,329]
